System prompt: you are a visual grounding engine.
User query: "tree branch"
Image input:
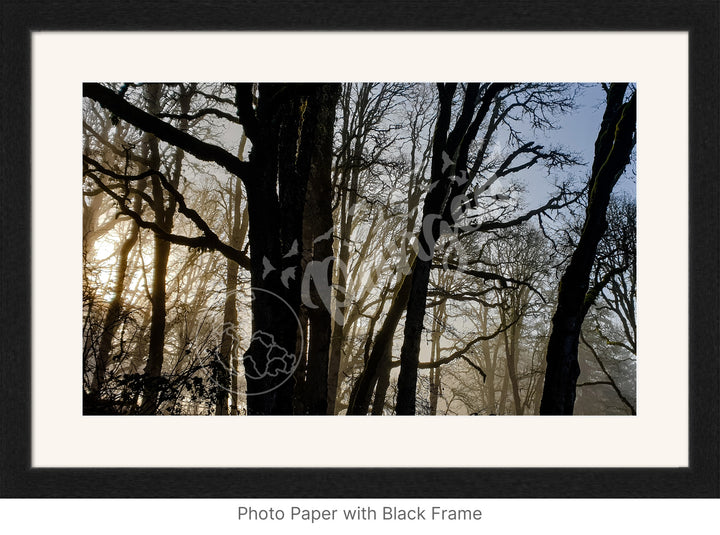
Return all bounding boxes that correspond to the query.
[460,186,581,237]
[83,121,151,168]
[433,262,546,303]
[85,158,251,270]
[576,380,614,387]
[390,316,521,380]
[157,108,240,124]
[580,331,636,414]
[83,83,251,183]
[583,264,628,316]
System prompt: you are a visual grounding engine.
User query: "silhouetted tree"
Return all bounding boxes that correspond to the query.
[540,83,636,415]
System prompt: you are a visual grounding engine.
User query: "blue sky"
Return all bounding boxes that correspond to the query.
[514,83,636,207]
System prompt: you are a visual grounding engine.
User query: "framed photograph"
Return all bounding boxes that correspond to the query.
[1,1,717,498]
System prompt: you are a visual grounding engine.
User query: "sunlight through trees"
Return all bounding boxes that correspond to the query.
[82,82,636,416]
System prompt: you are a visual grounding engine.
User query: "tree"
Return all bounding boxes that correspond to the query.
[295,83,341,414]
[345,83,579,415]
[140,83,190,414]
[590,194,637,355]
[218,132,249,415]
[327,83,410,414]
[83,108,146,409]
[540,83,637,415]
[577,194,637,414]
[84,82,341,414]
[82,82,634,417]
[395,83,504,414]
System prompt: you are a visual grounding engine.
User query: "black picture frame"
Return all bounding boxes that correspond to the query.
[1,0,718,498]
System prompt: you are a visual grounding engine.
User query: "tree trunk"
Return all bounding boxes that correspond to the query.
[89,200,141,402]
[301,83,341,414]
[140,84,190,414]
[346,266,414,414]
[370,360,392,415]
[327,136,363,413]
[218,134,248,415]
[243,83,340,415]
[503,324,524,415]
[367,141,429,416]
[501,299,525,415]
[395,83,506,414]
[326,198,349,413]
[139,84,167,414]
[540,84,636,415]
[395,257,435,414]
[428,300,445,415]
[498,367,510,415]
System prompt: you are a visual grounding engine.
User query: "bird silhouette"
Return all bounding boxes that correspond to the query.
[442,151,454,172]
[281,267,296,288]
[262,257,275,279]
[283,240,299,258]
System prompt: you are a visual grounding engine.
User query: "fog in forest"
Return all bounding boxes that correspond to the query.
[82,82,636,416]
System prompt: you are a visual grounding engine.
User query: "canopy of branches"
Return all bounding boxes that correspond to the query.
[82,82,636,416]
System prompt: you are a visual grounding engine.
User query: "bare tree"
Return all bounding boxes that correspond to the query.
[82,82,634,418]
[85,82,341,414]
[540,83,636,415]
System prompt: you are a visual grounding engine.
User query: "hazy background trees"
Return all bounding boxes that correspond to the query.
[82,82,636,416]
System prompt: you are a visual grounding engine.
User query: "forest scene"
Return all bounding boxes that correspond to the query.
[82,82,636,416]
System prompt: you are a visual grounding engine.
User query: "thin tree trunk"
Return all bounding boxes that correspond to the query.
[230,200,250,415]
[327,136,363,413]
[428,300,445,415]
[139,84,166,414]
[498,369,510,415]
[89,198,141,402]
[364,280,394,414]
[504,326,523,415]
[501,302,524,415]
[217,134,248,415]
[346,265,414,415]
[326,199,349,414]
[368,144,429,416]
[292,304,309,415]
[140,84,189,414]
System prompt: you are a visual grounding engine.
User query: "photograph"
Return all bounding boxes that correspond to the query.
[2,17,715,501]
[82,81,637,417]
